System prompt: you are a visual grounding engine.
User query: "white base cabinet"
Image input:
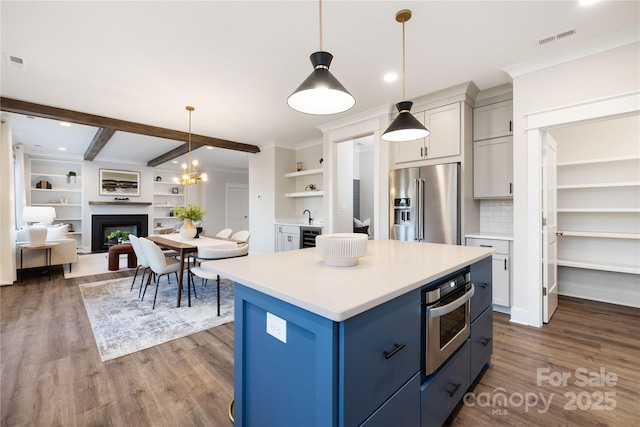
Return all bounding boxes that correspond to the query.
[275,225,300,252]
[466,237,511,309]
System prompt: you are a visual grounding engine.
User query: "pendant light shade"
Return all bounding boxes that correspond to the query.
[288,0,355,115]
[288,51,355,115]
[381,9,430,142]
[383,101,430,142]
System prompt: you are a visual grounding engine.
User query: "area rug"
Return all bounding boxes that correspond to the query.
[79,275,234,362]
[65,252,135,279]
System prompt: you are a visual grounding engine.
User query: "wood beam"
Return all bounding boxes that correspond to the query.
[84,127,117,160]
[0,97,261,157]
[146,141,207,167]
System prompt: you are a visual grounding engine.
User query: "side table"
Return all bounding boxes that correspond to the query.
[19,242,59,282]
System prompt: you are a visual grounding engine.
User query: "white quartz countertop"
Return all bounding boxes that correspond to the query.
[201,239,492,322]
[465,233,513,241]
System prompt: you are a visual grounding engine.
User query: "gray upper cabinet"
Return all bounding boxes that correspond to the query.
[395,103,461,164]
[473,100,513,141]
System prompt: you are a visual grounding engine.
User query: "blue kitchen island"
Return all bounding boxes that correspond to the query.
[201,239,493,427]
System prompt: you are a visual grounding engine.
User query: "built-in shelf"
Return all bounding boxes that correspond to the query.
[285,168,323,178]
[559,231,640,239]
[558,208,640,213]
[285,191,324,198]
[557,260,640,275]
[32,188,83,193]
[557,182,640,190]
[89,201,152,206]
[32,203,82,207]
[556,155,639,167]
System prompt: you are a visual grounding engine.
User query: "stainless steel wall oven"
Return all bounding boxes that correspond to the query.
[422,269,474,376]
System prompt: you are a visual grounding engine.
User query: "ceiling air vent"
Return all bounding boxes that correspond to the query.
[538,29,577,46]
[4,53,27,70]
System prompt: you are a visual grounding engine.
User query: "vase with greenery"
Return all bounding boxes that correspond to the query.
[66,171,77,184]
[172,204,206,240]
[107,229,131,244]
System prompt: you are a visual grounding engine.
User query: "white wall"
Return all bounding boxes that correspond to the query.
[509,41,640,326]
[201,169,248,235]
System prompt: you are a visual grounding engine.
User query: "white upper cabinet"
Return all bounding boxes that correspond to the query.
[473,136,513,198]
[473,100,513,141]
[395,103,461,164]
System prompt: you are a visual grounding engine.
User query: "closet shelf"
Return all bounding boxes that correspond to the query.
[559,231,640,240]
[557,182,639,190]
[558,260,640,275]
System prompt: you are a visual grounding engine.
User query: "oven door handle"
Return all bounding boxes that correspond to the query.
[427,283,475,318]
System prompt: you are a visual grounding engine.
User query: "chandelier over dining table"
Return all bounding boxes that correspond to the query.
[174,106,208,185]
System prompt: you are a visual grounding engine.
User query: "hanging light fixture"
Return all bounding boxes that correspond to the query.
[381,9,430,142]
[173,106,208,185]
[287,0,355,115]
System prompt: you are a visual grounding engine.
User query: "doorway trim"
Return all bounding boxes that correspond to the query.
[522,91,639,327]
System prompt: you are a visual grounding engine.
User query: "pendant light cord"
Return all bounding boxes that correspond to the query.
[402,16,406,100]
[319,0,323,51]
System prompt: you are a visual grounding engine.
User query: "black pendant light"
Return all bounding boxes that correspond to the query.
[287,0,355,115]
[381,9,430,142]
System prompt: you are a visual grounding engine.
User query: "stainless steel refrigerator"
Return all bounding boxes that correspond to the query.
[389,163,460,244]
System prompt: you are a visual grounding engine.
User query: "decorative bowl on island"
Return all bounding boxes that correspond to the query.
[316,233,368,267]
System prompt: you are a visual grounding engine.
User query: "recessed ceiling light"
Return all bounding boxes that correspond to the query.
[58,147,67,151]
[384,72,398,82]
[172,160,178,164]
[579,0,599,6]
[206,146,213,150]
[60,122,71,127]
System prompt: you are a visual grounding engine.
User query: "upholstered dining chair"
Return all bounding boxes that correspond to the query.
[128,234,151,297]
[139,237,184,309]
[216,228,233,239]
[230,230,250,244]
[189,244,249,316]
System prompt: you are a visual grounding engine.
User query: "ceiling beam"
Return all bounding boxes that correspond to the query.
[0,97,261,156]
[147,141,207,167]
[84,127,117,160]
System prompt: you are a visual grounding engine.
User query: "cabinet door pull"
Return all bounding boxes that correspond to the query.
[509,120,512,132]
[478,282,489,289]
[509,182,513,194]
[480,337,492,347]
[383,343,406,360]
[420,147,423,158]
[504,259,507,270]
[447,383,461,397]
[480,244,493,248]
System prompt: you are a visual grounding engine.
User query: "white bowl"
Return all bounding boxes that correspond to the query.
[316,233,368,267]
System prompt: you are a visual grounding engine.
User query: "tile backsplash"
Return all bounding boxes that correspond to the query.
[479,200,513,234]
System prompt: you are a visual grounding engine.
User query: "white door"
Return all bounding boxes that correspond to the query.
[542,133,558,323]
[227,184,248,232]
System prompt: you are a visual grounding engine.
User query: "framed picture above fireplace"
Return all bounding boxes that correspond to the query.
[99,169,141,197]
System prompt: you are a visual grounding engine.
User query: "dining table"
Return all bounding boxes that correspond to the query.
[146,234,239,307]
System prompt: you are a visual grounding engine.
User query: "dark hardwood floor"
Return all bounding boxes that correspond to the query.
[1,268,638,426]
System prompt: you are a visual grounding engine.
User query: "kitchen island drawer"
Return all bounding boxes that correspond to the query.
[361,372,420,427]
[470,307,493,382]
[466,237,509,254]
[341,289,421,427]
[421,339,471,427]
[470,257,492,321]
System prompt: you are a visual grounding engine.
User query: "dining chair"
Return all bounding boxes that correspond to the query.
[216,228,233,239]
[189,244,249,316]
[128,234,151,297]
[231,230,250,244]
[139,237,185,309]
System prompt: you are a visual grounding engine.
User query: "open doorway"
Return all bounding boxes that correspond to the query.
[336,135,375,237]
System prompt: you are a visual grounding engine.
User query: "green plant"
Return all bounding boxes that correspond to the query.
[172,204,206,222]
[107,230,131,241]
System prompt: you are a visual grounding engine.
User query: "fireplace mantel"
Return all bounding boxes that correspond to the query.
[89,201,152,206]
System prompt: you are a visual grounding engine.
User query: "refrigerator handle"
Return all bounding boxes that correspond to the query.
[419,178,425,240]
[414,178,421,241]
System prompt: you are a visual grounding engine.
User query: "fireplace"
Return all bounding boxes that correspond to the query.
[91,214,148,252]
